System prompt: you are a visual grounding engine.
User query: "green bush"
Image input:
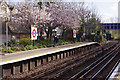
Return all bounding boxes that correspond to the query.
[16,47,20,51]
[39,45,44,48]
[61,42,65,45]
[47,44,54,47]
[58,39,64,43]
[21,47,26,51]
[45,38,50,42]
[57,42,62,46]
[11,47,17,51]
[43,45,47,48]
[8,39,17,47]
[25,45,33,50]
[39,41,46,45]
[34,46,38,49]
[8,47,11,50]
[8,49,13,53]
[19,38,32,47]
[2,47,5,52]
[11,47,20,51]
[8,47,13,53]
[39,44,47,48]
[64,42,69,44]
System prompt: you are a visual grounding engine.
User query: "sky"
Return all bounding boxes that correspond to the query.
[84,0,119,23]
[3,0,120,23]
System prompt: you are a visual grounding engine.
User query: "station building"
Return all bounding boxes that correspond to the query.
[101,23,120,39]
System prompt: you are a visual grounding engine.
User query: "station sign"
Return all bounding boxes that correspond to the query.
[31,25,37,40]
[73,30,76,38]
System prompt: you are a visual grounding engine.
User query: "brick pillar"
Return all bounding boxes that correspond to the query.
[63,52,65,58]
[30,59,35,70]
[48,56,52,62]
[13,62,21,74]
[61,53,63,59]
[2,64,12,77]
[73,50,75,55]
[42,57,47,64]
[68,51,71,56]
[78,48,80,53]
[66,51,69,57]
[71,50,73,56]
[81,48,84,52]
[37,58,42,66]
[22,61,29,72]
[75,49,78,55]
[57,54,60,59]
[53,54,57,60]
[64,51,67,58]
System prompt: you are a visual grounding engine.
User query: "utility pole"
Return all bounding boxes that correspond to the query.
[6,20,8,53]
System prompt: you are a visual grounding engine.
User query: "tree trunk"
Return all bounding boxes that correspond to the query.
[40,29,43,37]
[48,27,52,43]
[62,29,65,41]
[49,27,52,43]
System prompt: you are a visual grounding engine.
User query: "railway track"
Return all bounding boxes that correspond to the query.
[70,44,120,80]
[26,41,119,80]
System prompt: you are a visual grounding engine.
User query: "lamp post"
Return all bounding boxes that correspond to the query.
[6,20,8,53]
[5,17,10,53]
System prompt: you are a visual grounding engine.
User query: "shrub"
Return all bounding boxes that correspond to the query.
[45,38,50,42]
[2,47,5,52]
[19,38,32,47]
[61,42,65,45]
[47,44,54,47]
[21,47,26,51]
[11,47,17,51]
[8,47,11,50]
[25,45,33,50]
[57,43,62,46]
[64,42,69,44]
[39,41,46,45]
[43,45,47,48]
[8,49,13,53]
[8,47,13,53]
[58,39,64,43]
[16,47,20,51]
[34,46,38,49]
[39,45,44,48]
[8,39,17,47]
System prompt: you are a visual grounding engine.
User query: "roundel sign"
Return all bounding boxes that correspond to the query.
[73,30,76,38]
[31,25,37,40]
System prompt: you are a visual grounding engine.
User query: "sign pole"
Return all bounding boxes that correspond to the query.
[33,40,35,47]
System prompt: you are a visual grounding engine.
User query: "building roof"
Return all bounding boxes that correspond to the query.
[2,21,30,34]
[0,0,14,11]
[0,0,29,34]
[9,25,30,34]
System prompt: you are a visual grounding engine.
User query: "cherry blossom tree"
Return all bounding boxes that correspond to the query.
[45,2,82,40]
[10,2,51,36]
[10,1,101,41]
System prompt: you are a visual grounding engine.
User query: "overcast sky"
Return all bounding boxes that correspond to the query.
[84,0,119,23]
[3,0,120,23]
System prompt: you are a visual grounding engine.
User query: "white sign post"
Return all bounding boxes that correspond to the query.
[31,25,37,40]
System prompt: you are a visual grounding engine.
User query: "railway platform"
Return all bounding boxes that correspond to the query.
[0,42,98,78]
[0,42,97,65]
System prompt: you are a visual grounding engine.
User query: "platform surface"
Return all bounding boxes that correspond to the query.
[0,42,97,65]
